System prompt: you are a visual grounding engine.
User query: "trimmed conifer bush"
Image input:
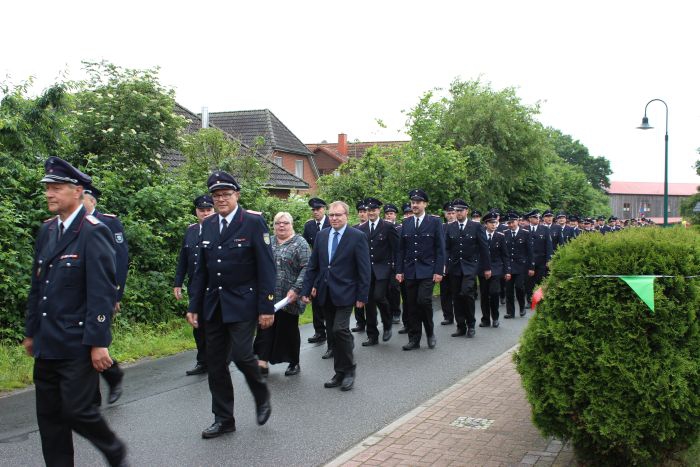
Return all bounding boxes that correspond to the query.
[515,227,700,465]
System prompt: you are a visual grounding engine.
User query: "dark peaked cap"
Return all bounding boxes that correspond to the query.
[41,156,91,186]
[207,171,241,192]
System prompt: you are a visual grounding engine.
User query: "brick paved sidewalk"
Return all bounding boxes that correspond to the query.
[326,346,577,467]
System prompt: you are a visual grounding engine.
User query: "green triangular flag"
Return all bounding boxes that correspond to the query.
[619,276,655,312]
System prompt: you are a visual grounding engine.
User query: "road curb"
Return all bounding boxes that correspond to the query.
[324,343,520,467]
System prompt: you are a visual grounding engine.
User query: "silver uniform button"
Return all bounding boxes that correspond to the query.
[217,273,221,276]
[79,322,83,326]
[42,313,46,316]
[43,296,47,300]
[217,259,221,263]
[218,286,222,290]
[218,246,222,249]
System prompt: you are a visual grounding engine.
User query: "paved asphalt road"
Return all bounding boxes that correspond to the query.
[0,299,531,466]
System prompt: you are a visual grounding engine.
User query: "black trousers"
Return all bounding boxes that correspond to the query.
[206,306,269,424]
[353,305,366,329]
[404,278,435,343]
[400,281,409,326]
[439,275,454,322]
[323,297,356,376]
[526,262,548,301]
[365,277,391,339]
[506,273,526,316]
[387,274,402,319]
[34,358,125,467]
[193,319,207,364]
[310,297,326,336]
[450,273,477,330]
[479,274,502,324]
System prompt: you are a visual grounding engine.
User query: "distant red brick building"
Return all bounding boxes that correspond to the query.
[307,133,409,175]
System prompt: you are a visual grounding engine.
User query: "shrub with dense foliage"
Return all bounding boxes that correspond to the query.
[515,227,700,465]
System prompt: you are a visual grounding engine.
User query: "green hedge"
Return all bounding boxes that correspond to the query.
[515,227,700,465]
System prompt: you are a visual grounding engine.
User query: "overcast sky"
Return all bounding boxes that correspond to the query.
[3,0,699,183]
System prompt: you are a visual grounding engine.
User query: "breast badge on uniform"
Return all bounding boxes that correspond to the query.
[263,233,270,245]
[114,233,124,244]
[97,315,106,323]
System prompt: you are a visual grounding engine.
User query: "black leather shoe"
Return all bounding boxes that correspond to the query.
[398,327,408,334]
[340,374,355,391]
[427,335,436,349]
[402,341,420,351]
[466,328,476,338]
[321,349,334,359]
[308,333,326,343]
[492,320,500,328]
[520,310,527,317]
[351,326,365,333]
[440,319,454,325]
[108,379,123,404]
[284,364,300,376]
[504,314,515,319]
[324,374,343,388]
[382,329,392,342]
[186,363,207,376]
[256,399,271,426]
[392,317,400,324]
[525,302,532,309]
[451,329,466,337]
[202,421,236,439]
[361,338,378,347]
[500,297,506,305]
[478,321,490,328]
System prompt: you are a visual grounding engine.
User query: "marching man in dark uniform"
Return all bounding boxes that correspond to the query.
[439,202,456,326]
[444,199,491,338]
[503,212,534,318]
[383,204,402,324]
[186,171,275,438]
[351,200,369,333]
[396,189,445,350]
[357,197,399,346]
[82,184,129,404]
[479,211,511,328]
[174,195,214,376]
[525,210,552,309]
[302,198,330,345]
[550,212,567,251]
[24,157,128,467]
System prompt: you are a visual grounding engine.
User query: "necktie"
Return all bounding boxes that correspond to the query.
[488,232,492,242]
[330,231,339,261]
[317,221,321,231]
[459,223,464,232]
[58,222,64,241]
[532,226,536,234]
[220,218,228,234]
[370,222,374,235]
[415,217,420,230]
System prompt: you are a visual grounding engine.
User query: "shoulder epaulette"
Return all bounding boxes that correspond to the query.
[43,215,58,223]
[496,231,505,236]
[430,214,440,218]
[85,215,101,225]
[246,210,262,216]
[101,213,117,218]
[188,223,198,228]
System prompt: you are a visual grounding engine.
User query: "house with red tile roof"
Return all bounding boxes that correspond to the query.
[307,133,409,175]
[607,181,698,223]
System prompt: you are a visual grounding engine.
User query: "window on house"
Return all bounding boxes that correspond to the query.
[274,156,283,167]
[295,160,304,178]
[639,201,651,216]
[623,203,631,212]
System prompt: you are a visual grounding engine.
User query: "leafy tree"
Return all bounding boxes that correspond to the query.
[547,128,612,190]
[543,158,610,216]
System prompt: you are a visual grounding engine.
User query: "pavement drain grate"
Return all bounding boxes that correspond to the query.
[449,416,494,430]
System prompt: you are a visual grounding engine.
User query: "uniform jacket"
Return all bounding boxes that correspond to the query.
[302,216,331,247]
[562,225,580,243]
[549,223,565,250]
[481,230,511,277]
[357,219,399,280]
[174,222,201,293]
[188,208,276,323]
[26,208,117,359]
[528,224,553,265]
[445,220,491,277]
[301,226,371,307]
[396,214,446,280]
[504,228,535,275]
[94,210,129,301]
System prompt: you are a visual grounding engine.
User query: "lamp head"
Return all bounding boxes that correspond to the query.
[637,116,653,130]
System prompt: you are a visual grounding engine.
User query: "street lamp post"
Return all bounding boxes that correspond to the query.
[637,99,669,227]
